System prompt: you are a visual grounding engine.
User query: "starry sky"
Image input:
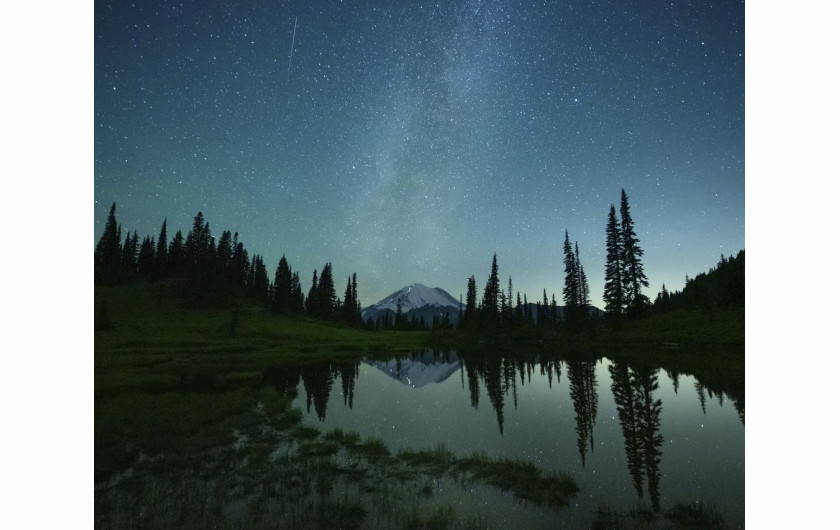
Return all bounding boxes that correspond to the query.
[94,0,744,308]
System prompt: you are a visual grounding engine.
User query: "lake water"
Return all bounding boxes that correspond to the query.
[291,350,745,528]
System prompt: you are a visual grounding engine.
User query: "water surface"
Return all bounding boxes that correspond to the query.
[290,350,744,527]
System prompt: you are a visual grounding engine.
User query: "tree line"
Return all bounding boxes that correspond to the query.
[652,250,745,313]
[458,188,652,334]
[94,203,363,326]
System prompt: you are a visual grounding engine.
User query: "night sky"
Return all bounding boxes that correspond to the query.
[94,0,744,308]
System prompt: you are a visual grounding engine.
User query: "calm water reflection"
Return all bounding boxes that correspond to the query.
[277,350,744,527]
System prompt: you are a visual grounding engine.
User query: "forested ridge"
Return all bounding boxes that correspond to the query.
[95,188,744,336]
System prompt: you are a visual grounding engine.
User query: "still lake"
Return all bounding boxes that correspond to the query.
[291,350,745,528]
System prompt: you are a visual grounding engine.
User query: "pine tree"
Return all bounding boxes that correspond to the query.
[137,235,156,278]
[121,231,139,280]
[507,276,513,323]
[168,230,185,277]
[343,276,354,322]
[154,218,168,278]
[463,275,477,327]
[575,242,590,314]
[317,262,337,318]
[482,253,500,322]
[604,204,624,316]
[273,255,293,313]
[563,230,579,311]
[251,255,270,301]
[307,270,319,315]
[619,189,649,315]
[291,271,305,313]
[95,202,122,284]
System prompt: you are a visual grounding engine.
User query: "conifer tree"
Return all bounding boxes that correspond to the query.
[121,231,139,280]
[463,275,477,327]
[168,230,185,277]
[619,189,649,315]
[482,254,500,321]
[604,204,624,316]
[95,202,122,284]
[154,218,168,278]
[343,276,354,322]
[273,255,293,313]
[317,262,337,318]
[137,235,156,278]
[563,230,579,310]
[291,271,304,313]
[307,269,319,315]
[575,242,590,313]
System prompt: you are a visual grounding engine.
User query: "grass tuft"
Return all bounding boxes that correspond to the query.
[455,452,579,508]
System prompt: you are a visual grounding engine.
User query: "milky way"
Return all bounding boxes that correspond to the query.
[95,0,744,307]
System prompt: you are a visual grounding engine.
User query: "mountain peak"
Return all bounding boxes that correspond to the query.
[362,283,460,322]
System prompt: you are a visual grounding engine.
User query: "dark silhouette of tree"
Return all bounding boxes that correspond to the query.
[575,242,590,312]
[609,361,664,512]
[95,203,123,284]
[482,253,500,324]
[273,255,293,313]
[563,230,579,311]
[120,231,139,281]
[167,230,185,278]
[137,235,155,278]
[154,219,168,278]
[568,359,599,467]
[655,250,745,313]
[604,204,624,316]
[337,361,360,408]
[315,262,337,319]
[507,276,514,323]
[609,361,645,499]
[462,275,477,328]
[306,269,319,316]
[301,362,334,421]
[619,189,649,315]
[290,271,305,313]
[249,255,270,301]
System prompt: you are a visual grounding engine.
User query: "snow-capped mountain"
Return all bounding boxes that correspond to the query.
[361,283,461,324]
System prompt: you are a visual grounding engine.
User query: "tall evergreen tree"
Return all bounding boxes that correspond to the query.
[137,235,156,278]
[251,255,270,300]
[575,242,590,313]
[317,262,337,318]
[307,269,319,315]
[154,218,168,278]
[482,254,500,322]
[168,230,185,277]
[619,189,649,315]
[273,255,293,313]
[342,276,354,322]
[95,202,122,284]
[604,204,624,316]
[563,230,579,311]
[121,231,139,280]
[290,271,305,313]
[463,275,477,327]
